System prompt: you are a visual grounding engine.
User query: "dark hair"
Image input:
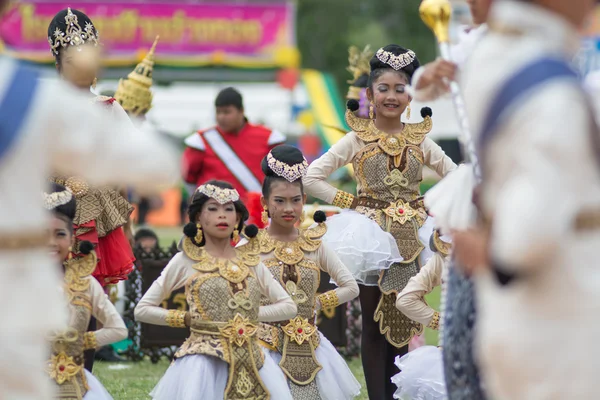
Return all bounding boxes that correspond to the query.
[184,180,249,245]
[368,44,420,88]
[351,74,369,89]
[261,144,305,198]
[47,183,76,232]
[134,228,159,243]
[215,87,244,110]
[47,8,97,65]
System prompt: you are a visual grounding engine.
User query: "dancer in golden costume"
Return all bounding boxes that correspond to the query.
[240,144,360,399]
[304,44,456,399]
[135,181,297,400]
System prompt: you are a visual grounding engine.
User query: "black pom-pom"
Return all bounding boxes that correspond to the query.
[183,222,197,238]
[79,240,94,255]
[244,224,259,239]
[347,99,359,112]
[313,210,326,223]
[420,107,432,118]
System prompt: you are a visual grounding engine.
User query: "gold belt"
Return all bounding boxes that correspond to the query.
[0,231,47,250]
[191,314,259,346]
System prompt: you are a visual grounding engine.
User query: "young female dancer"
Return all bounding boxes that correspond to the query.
[45,183,127,399]
[243,144,361,399]
[135,180,296,400]
[304,44,456,399]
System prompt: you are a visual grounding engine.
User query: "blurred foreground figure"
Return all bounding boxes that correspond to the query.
[0,31,178,400]
[453,0,600,398]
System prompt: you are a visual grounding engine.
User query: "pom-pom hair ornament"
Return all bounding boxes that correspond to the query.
[313,210,327,224]
[183,222,197,239]
[421,106,433,118]
[347,99,360,112]
[244,224,259,239]
[78,240,94,255]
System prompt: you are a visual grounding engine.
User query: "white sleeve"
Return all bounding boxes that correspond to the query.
[134,253,190,325]
[255,262,297,322]
[47,81,179,192]
[88,278,128,347]
[423,137,457,178]
[303,131,362,204]
[316,243,359,309]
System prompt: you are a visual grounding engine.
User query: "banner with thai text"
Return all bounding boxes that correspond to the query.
[0,1,298,68]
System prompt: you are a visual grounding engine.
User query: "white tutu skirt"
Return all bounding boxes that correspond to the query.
[391,346,447,400]
[323,210,403,285]
[266,332,361,400]
[149,348,293,400]
[84,370,113,400]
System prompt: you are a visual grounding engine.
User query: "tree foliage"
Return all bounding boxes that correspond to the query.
[296,0,436,95]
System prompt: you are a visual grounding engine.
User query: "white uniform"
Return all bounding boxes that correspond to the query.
[463,2,600,399]
[0,57,178,400]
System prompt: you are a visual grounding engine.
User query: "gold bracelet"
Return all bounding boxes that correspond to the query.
[83,332,97,350]
[427,311,440,330]
[166,310,187,328]
[318,291,339,309]
[332,191,355,209]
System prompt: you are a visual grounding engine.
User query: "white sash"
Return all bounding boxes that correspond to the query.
[203,129,262,192]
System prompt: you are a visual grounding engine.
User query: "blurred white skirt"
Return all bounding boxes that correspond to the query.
[323,210,402,286]
[84,370,113,400]
[266,332,361,400]
[323,210,436,286]
[149,348,293,400]
[391,345,447,400]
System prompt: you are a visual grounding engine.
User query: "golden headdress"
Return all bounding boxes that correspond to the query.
[48,8,99,56]
[114,36,159,117]
[346,45,373,100]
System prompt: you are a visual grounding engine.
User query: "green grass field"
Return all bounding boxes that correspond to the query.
[96,227,441,399]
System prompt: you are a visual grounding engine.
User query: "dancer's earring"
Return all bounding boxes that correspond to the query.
[261,206,269,225]
[92,77,97,90]
[369,102,374,119]
[68,246,73,260]
[232,228,240,244]
[406,102,411,120]
[299,211,305,225]
[195,223,203,244]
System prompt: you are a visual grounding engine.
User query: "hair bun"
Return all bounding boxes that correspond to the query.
[313,210,327,223]
[79,241,94,255]
[183,222,197,239]
[420,107,433,118]
[347,99,360,112]
[244,224,259,239]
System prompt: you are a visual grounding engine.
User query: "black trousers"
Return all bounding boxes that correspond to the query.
[83,316,96,372]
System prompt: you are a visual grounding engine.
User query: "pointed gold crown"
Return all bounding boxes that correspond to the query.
[114,36,159,117]
[48,8,99,56]
[347,45,373,84]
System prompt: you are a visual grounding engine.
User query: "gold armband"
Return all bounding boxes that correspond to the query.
[83,332,97,350]
[166,310,187,328]
[318,290,339,309]
[427,311,440,330]
[332,191,355,209]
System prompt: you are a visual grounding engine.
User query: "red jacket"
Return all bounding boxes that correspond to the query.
[182,123,285,200]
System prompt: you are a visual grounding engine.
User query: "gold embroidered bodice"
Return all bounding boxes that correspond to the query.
[346,110,432,262]
[47,253,97,400]
[252,224,328,387]
[174,238,270,399]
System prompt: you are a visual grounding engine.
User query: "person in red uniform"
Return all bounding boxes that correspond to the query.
[182,87,286,205]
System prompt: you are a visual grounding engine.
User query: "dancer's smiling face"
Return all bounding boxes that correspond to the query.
[367,69,411,120]
[48,215,74,263]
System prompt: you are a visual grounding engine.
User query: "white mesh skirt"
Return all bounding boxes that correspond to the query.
[391,345,447,400]
[149,348,293,400]
[266,332,362,400]
[84,370,113,400]
[323,210,402,286]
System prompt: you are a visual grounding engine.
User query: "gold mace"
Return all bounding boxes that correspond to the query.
[419,0,481,177]
[419,0,452,45]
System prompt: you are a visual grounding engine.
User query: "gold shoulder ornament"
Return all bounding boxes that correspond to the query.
[345,108,432,156]
[257,222,327,265]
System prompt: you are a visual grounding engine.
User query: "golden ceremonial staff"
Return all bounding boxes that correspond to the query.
[420,0,481,180]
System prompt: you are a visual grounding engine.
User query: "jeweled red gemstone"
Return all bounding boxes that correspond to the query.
[238,329,244,335]
[398,208,404,214]
[59,365,65,372]
[297,328,303,334]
